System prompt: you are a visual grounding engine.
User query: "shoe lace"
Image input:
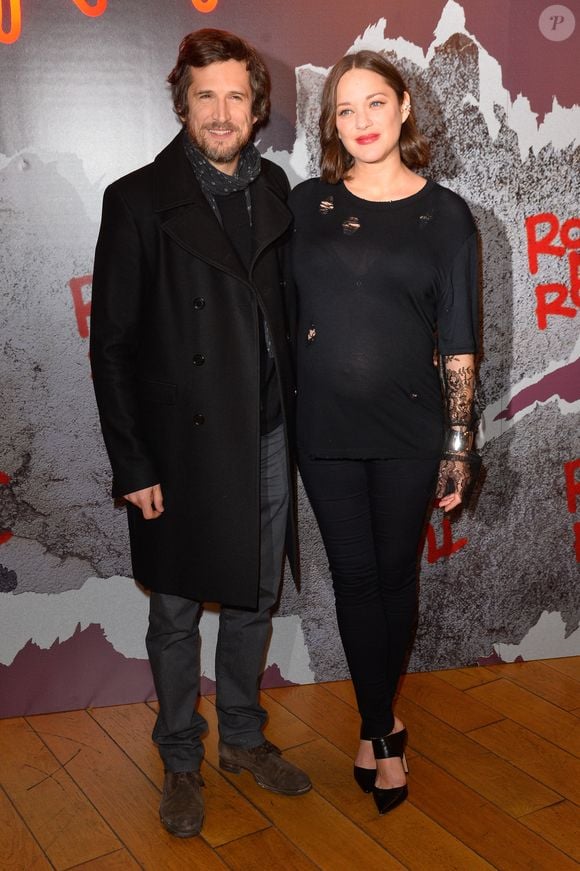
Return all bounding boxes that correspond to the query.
[256,740,282,757]
[174,770,204,787]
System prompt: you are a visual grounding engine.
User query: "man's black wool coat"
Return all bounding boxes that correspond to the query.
[90,133,297,608]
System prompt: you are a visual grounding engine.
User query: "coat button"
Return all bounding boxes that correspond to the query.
[193,297,205,309]
[193,413,205,426]
[193,354,205,366]
[410,392,418,399]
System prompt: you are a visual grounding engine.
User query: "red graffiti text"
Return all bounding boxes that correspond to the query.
[425,515,468,564]
[564,459,580,562]
[69,275,92,339]
[525,212,580,330]
[0,472,13,546]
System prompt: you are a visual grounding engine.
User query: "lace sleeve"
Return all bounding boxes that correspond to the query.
[435,354,480,502]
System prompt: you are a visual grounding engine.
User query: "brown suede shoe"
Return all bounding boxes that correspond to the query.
[219,739,312,795]
[159,771,205,837]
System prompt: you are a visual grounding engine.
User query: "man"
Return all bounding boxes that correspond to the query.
[90,29,310,838]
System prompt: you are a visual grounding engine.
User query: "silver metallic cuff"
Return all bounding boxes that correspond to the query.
[444,429,474,453]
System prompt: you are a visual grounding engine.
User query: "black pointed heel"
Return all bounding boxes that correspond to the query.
[353,765,376,793]
[371,728,409,815]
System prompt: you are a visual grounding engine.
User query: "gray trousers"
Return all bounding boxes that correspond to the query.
[145,424,289,772]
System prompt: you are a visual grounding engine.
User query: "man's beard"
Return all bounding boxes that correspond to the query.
[188,123,251,167]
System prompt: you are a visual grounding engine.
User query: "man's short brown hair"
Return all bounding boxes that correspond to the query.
[168,28,270,126]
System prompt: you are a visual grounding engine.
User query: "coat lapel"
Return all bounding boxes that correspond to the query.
[154,133,247,282]
[249,169,292,275]
[153,133,291,284]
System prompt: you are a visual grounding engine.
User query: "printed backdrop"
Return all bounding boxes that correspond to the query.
[1,0,579,717]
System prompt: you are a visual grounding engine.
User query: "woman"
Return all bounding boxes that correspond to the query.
[290,51,479,815]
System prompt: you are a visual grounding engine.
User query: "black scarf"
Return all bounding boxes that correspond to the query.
[182,129,261,225]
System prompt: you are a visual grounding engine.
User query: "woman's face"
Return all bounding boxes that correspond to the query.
[335,67,409,168]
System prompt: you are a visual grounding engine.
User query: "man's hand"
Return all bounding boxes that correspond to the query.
[124,484,164,520]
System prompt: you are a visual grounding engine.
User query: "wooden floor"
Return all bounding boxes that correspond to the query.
[1,658,580,870]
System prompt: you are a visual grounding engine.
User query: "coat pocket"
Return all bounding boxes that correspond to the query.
[137,378,177,405]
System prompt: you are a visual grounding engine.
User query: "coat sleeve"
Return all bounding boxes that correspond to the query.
[90,183,159,497]
[277,171,296,354]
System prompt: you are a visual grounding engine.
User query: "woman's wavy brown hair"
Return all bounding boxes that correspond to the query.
[168,28,270,127]
[319,51,429,182]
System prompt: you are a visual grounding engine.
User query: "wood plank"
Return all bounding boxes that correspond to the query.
[393,696,560,817]
[322,678,420,760]
[254,691,319,749]
[323,676,425,756]
[265,683,418,762]
[0,785,52,870]
[485,661,580,710]
[27,710,226,870]
[200,690,319,751]
[408,755,578,871]
[322,679,357,707]
[326,669,499,700]
[399,672,503,732]
[198,698,405,870]
[469,719,580,804]
[265,684,364,759]
[541,655,580,682]
[89,704,161,785]
[67,848,141,869]
[521,800,580,863]
[289,735,494,870]
[90,703,270,848]
[271,687,561,818]
[0,717,121,870]
[216,827,318,870]
[7,662,580,871]
[467,678,580,756]
[434,665,499,691]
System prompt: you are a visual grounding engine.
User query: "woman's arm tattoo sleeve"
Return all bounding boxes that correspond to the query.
[435,354,479,501]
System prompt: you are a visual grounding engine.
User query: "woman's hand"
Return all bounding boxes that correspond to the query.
[435,456,471,512]
[438,491,462,512]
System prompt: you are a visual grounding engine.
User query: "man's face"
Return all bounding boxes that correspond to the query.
[184,59,257,175]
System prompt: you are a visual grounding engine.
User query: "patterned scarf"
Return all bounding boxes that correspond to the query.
[182,129,261,226]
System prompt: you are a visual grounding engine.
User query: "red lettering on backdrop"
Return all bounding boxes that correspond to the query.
[526,213,565,273]
[564,459,580,514]
[69,275,92,339]
[535,284,576,329]
[0,472,13,546]
[569,252,580,307]
[564,460,580,562]
[1,0,218,44]
[425,517,468,564]
[525,212,580,329]
[561,218,580,250]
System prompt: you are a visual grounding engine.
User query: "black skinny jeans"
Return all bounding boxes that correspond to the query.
[299,455,438,740]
